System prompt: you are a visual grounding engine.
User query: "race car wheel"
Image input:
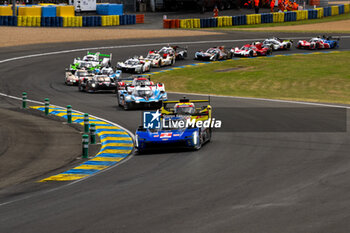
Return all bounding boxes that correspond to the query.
[117,95,122,106]
[267,49,272,56]
[249,50,254,57]
[124,102,132,110]
[78,85,84,92]
[193,131,202,150]
[139,65,144,74]
[287,43,291,49]
[310,43,316,50]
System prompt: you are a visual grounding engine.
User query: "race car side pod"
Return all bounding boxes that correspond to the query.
[67,105,72,124]
[84,113,90,133]
[22,92,27,109]
[82,134,89,159]
[45,98,50,116]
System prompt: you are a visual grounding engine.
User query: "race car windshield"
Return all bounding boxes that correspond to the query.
[101,69,112,74]
[240,47,250,50]
[147,55,158,59]
[134,80,150,86]
[206,49,217,54]
[175,106,195,115]
[97,76,110,82]
[137,90,153,97]
[76,71,89,77]
[80,62,91,68]
[85,56,97,61]
[126,60,139,65]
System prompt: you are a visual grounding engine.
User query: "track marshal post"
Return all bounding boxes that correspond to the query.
[90,123,96,144]
[82,134,89,158]
[67,105,72,123]
[84,113,89,133]
[22,92,27,109]
[44,98,50,115]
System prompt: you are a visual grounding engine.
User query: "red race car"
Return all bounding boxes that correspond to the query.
[297,36,340,50]
[231,42,272,57]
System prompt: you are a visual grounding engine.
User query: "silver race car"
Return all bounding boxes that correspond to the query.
[116,57,152,74]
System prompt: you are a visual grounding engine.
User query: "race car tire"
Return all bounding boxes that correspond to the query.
[117,94,122,106]
[78,84,84,92]
[267,49,272,56]
[194,131,203,150]
[287,43,291,49]
[124,102,132,110]
[310,43,316,50]
[249,50,254,57]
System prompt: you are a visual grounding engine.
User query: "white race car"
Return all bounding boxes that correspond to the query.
[262,37,293,50]
[73,51,112,68]
[116,57,152,74]
[65,69,93,86]
[147,49,176,67]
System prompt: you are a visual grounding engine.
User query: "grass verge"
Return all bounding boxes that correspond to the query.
[152,51,350,104]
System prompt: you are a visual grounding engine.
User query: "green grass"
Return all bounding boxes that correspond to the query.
[152,52,350,104]
[224,13,350,29]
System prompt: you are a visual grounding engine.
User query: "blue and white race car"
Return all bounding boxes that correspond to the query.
[135,98,212,153]
[297,36,340,49]
[116,75,167,110]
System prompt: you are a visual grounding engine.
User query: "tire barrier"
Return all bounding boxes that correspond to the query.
[0,14,138,27]
[101,15,120,26]
[56,5,74,17]
[0,15,17,26]
[331,5,339,15]
[260,13,273,23]
[284,11,297,22]
[96,4,123,15]
[163,4,350,29]
[273,12,284,22]
[294,10,308,20]
[41,6,56,17]
[0,6,12,16]
[136,14,144,23]
[63,16,82,27]
[18,6,41,16]
[247,14,261,24]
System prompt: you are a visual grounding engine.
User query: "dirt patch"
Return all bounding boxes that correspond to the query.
[0,27,223,48]
[239,19,350,32]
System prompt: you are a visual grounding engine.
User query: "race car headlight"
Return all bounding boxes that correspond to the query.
[161,94,167,99]
[92,83,96,87]
[125,95,132,101]
[192,131,198,146]
[135,135,139,148]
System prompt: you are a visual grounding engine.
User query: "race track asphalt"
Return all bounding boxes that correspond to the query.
[1,31,350,233]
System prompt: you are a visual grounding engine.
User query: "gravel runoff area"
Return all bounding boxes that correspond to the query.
[0,27,223,48]
[0,103,81,189]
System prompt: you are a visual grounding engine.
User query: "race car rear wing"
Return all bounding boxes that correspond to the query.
[162,96,211,114]
[163,96,210,104]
